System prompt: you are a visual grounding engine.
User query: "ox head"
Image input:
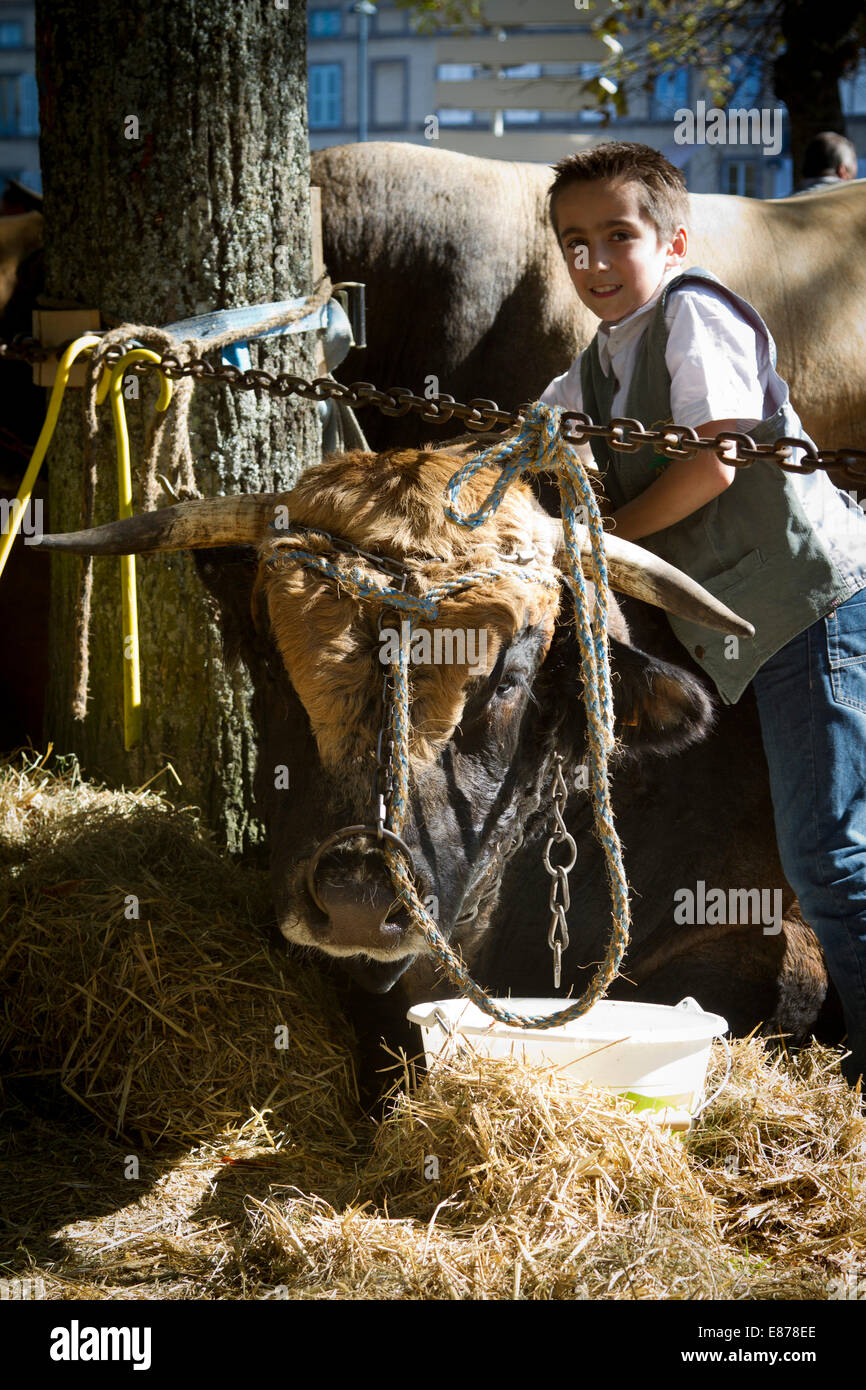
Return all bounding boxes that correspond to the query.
[37,445,748,993]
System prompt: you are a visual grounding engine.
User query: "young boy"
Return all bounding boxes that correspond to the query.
[541,141,866,1088]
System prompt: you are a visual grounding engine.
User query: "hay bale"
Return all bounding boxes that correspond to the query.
[0,750,357,1148]
[3,750,865,1300]
[686,1036,866,1263]
[241,1054,718,1299]
[237,1041,864,1299]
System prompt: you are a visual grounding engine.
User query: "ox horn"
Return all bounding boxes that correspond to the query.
[557,523,755,638]
[31,494,280,554]
[35,494,754,640]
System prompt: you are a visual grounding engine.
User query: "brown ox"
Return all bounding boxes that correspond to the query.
[36,442,839,1104]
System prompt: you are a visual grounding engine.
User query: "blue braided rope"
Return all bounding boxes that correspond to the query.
[270,548,560,615]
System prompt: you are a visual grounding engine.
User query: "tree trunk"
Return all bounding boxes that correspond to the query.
[773,0,861,183]
[35,0,320,851]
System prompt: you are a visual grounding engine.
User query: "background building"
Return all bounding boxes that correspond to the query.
[0,1,39,192]
[1,0,865,198]
[308,0,866,195]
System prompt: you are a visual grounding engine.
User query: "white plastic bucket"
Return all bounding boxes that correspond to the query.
[406,996,729,1126]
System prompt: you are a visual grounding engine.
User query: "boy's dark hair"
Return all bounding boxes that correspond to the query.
[548,142,690,246]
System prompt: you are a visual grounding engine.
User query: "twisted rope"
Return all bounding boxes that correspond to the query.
[70,278,333,720]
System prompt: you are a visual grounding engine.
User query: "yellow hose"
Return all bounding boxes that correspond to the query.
[98,350,172,750]
[0,333,101,581]
[0,335,173,754]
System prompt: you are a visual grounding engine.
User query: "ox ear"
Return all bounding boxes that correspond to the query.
[607,635,715,756]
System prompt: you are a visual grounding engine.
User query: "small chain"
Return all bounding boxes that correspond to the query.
[2,333,864,481]
[542,754,578,990]
[373,572,408,837]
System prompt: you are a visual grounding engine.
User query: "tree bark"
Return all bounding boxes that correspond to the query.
[36,0,319,850]
[773,0,861,182]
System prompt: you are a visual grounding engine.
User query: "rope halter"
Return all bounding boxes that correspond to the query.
[270,402,631,1028]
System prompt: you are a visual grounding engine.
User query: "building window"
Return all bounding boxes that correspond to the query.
[437,109,476,126]
[309,64,342,129]
[0,73,39,136]
[371,60,407,129]
[0,22,25,48]
[437,63,477,82]
[501,62,542,79]
[652,68,689,120]
[504,110,541,124]
[724,159,758,197]
[309,9,341,39]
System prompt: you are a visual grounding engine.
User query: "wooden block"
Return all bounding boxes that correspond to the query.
[310,186,324,282]
[309,187,329,375]
[32,308,101,387]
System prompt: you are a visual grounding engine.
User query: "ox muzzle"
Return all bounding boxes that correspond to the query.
[305,823,419,953]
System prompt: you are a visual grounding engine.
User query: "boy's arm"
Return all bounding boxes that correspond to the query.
[609,420,740,543]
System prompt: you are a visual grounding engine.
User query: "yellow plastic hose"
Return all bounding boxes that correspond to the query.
[97,350,172,749]
[0,333,102,581]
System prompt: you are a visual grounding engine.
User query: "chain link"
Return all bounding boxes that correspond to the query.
[372,571,408,838]
[558,412,866,482]
[6,328,864,988]
[3,333,863,480]
[542,754,578,989]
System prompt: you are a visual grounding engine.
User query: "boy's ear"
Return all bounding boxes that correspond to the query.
[608,635,715,755]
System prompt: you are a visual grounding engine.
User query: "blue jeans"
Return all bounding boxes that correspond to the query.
[751,584,866,1086]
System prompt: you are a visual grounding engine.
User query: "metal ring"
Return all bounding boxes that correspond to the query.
[305,823,415,915]
[543,831,578,876]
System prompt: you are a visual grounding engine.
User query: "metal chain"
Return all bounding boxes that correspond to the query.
[374,601,402,838]
[2,333,864,481]
[542,754,578,989]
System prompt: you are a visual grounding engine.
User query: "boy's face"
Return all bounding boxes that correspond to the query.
[554,178,687,324]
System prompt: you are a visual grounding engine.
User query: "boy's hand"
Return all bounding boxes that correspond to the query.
[609,419,741,543]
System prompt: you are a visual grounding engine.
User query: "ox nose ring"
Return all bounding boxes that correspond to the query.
[306,824,416,916]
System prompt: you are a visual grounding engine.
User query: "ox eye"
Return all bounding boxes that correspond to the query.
[495,674,522,699]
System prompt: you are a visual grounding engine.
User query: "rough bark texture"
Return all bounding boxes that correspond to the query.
[36,0,320,850]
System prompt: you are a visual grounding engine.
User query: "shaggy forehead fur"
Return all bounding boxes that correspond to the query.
[256,447,563,770]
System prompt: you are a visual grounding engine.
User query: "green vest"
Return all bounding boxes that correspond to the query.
[580,268,863,704]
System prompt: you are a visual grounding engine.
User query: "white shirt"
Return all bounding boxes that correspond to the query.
[541,274,866,589]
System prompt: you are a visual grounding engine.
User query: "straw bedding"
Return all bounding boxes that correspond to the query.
[1,750,864,1300]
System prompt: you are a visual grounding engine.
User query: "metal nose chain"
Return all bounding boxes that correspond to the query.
[373,568,409,838]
